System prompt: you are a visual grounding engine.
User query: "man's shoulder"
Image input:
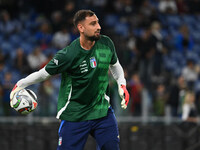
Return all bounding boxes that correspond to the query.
[67,38,79,49]
[57,38,79,54]
[98,35,114,46]
[100,35,112,41]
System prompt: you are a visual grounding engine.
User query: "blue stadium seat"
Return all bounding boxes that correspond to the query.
[163,55,178,71]
[160,29,168,39]
[114,22,129,37]
[0,34,3,43]
[20,42,34,54]
[196,15,200,23]
[166,15,182,28]
[104,14,119,27]
[24,20,39,30]
[19,30,31,39]
[11,69,21,82]
[168,26,179,38]
[191,30,200,43]
[181,15,196,26]
[25,35,38,45]
[43,47,58,55]
[186,51,199,63]
[170,51,186,68]
[193,44,200,55]
[173,66,182,77]
[194,23,200,31]
[1,41,14,54]
[133,29,143,36]
[9,34,23,47]
[194,80,200,92]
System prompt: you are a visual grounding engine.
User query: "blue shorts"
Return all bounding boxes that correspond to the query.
[57,107,120,150]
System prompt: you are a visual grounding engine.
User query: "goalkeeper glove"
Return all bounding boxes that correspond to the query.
[10,84,23,108]
[118,84,130,109]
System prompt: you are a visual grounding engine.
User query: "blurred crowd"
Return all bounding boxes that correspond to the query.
[0,0,200,121]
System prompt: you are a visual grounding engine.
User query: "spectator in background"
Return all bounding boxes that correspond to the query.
[0,84,3,114]
[35,22,53,50]
[113,0,134,16]
[14,48,31,75]
[139,0,154,18]
[176,0,189,14]
[151,21,167,76]
[168,76,187,116]
[175,24,194,52]
[182,91,198,123]
[27,47,47,72]
[180,91,198,150]
[0,50,6,64]
[40,53,53,69]
[133,0,145,12]
[153,84,168,116]
[62,1,76,26]
[158,0,177,14]
[127,33,136,53]
[2,72,14,116]
[134,27,156,89]
[132,0,158,28]
[123,33,136,68]
[128,73,143,116]
[0,62,9,84]
[52,24,71,49]
[70,26,79,41]
[182,59,199,90]
[134,12,151,28]
[51,11,64,33]
[0,10,21,37]
[84,0,108,15]
[187,0,200,14]
[38,80,54,116]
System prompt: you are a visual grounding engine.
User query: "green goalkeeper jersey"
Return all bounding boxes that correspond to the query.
[45,35,118,121]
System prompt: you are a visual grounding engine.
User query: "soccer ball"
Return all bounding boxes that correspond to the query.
[12,89,38,115]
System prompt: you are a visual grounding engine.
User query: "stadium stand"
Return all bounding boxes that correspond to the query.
[1,0,200,149]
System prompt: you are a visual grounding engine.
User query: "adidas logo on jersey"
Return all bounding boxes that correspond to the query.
[53,59,58,66]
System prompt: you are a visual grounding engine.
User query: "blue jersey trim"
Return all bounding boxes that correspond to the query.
[58,120,65,134]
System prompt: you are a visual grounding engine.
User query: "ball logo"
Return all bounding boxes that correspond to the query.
[90,57,97,68]
[33,102,37,109]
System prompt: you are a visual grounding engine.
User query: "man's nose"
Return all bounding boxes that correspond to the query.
[97,23,101,30]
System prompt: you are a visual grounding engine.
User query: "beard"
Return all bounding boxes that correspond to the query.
[85,31,101,41]
[86,34,101,41]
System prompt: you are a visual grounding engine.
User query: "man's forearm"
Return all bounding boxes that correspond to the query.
[17,67,51,88]
[109,60,126,86]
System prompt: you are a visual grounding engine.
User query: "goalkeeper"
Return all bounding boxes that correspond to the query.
[10,10,130,150]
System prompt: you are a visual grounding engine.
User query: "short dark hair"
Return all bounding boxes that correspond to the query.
[73,10,95,28]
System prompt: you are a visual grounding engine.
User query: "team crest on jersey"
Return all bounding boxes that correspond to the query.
[90,57,97,68]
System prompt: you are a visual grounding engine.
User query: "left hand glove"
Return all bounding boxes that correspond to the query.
[10,84,24,108]
[118,84,130,109]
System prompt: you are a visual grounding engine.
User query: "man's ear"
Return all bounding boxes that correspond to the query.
[77,23,84,33]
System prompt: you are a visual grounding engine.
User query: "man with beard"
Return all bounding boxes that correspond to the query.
[10,10,129,150]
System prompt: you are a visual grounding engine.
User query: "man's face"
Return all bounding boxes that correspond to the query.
[78,15,101,41]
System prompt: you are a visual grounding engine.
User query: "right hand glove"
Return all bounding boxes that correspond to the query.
[10,84,23,108]
[118,84,130,109]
